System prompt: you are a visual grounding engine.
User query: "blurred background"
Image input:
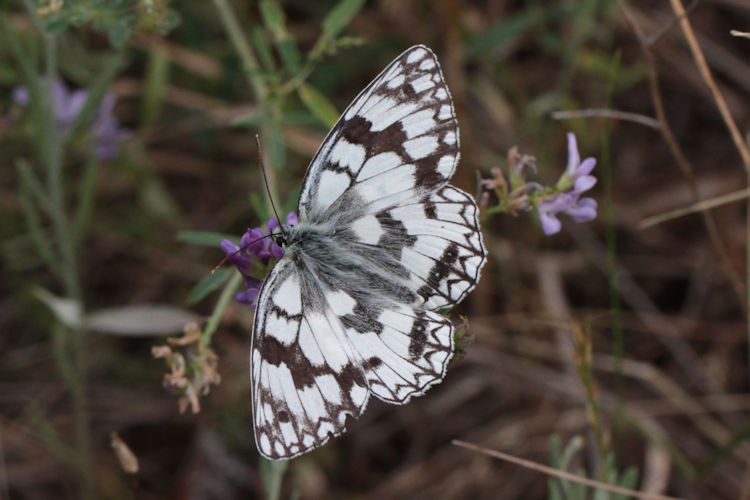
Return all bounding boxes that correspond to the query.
[2,0,750,498]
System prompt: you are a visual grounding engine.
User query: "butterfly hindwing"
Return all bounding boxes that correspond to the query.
[345,185,485,311]
[343,302,454,404]
[299,45,459,223]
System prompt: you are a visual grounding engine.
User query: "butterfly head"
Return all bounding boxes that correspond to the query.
[272,229,287,248]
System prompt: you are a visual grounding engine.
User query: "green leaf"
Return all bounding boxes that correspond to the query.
[249,192,269,221]
[187,270,232,305]
[106,15,137,47]
[298,83,339,128]
[268,121,286,173]
[282,185,301,215]
[618,466,639,493]
[277,38,301,74]
[251,27,276,73]
[72,156,98,249]
[18,191,59,275]
[260,457,288,500]
[2,18,40,98]
[33,287,83,329]
[259,0,300,73]
[466,10,538,58]
[140,46,170,127]
[87,304,200,336]
[260,0,286,36]
[178,230,239,247]
[321,0,366,40]
[17,159,53,215]
[233,111,272,127]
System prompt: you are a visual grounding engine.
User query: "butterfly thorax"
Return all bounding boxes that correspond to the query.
[281,223,335,262]
[278,222,421,309]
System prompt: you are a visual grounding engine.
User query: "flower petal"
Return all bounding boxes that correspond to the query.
[566,197,598,222]
[566,133,581,176]
[539,210,562,235]
[235,287,260,306]
[245,228,265,254]
[258,249,272,265]
[13,87,29,106]
[286,212,298,226]
[575,157,596,177]
[270,241,284,259]
[220,239,239,255]
[540,193,574,214]
[266,217,280,234]
[573,174,596,194]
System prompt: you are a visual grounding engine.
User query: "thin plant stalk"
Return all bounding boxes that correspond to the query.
[602,53,625,447]
[210,0,288,492]
[200,272,242,350]
[33,28,94,498]
[666,0,750,390]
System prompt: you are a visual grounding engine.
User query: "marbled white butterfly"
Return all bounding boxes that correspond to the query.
[252,45,486,460]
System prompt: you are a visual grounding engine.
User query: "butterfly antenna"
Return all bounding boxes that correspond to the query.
[256,134,287,237]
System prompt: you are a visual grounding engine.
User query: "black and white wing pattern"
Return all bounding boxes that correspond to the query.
[251,45,486,460]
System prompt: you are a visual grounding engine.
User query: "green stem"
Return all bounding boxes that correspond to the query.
[211,0,281,206]
[210,3,289,494]
[201,272,242,349]
[211,0,266,101]
[603,53,624,449]
[260,458,288,500]
[38,28,93,500]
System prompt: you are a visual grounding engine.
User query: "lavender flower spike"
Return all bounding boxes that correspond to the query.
[538,133,598,235]
[13,79,129,159]
[220,211,299,308]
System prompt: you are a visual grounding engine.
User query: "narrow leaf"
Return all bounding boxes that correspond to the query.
[260,0,286,36]
[260,1,300,74]
[140,46,170,127]
[72,156,98,248]
[177,230,238,247]
[18,193,59,274]
[187,269,231,305]
[233,110,272,127]
[87,304,200,336]
[249,192,269,221]
[17,159,53,215]
[33,287,83,329]
[321,0,366,40]
[251,27,276,73]
[298,83,339,128]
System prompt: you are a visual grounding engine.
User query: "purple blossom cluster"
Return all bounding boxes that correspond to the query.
[13,79,129,159]
[537,133,598,235]
[220,212,298,307]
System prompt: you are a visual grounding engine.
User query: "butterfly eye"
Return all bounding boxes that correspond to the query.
[274,235,285,247]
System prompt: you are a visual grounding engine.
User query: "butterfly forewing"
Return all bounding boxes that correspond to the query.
[251,45,486,460]
[298,45,460,223]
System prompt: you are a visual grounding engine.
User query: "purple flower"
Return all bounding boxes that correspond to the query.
[13,79,129,159]
[538,133,598,235]
[51,80,88,129]
[220,211,298,307]
[92,93,131,160]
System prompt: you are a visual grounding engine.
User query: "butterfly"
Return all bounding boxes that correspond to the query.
[252,45,486,460]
